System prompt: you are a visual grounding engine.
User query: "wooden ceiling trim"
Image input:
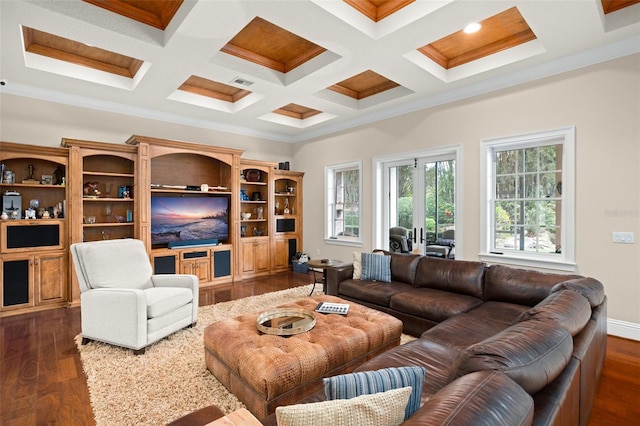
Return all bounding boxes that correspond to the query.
[274,104,322,120]
[220,17,327,74]
[327,84,361,99]
[417,7,537,70]
[220,43,286,73]
[344,0,415,22]
[22,27,143,78]
[417,45,449,69]
[358,80,400,99]
[344,0,378,21]
[601,0,640,14]
[82,0,183,30]
[283,46,327,73]
[328,70,400,100]
[376,0,415,21]
[178,76,251,103]
[447,29,536,69]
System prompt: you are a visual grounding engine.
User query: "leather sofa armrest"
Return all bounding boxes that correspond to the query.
[326,264,353,296]
[403,371,534,426]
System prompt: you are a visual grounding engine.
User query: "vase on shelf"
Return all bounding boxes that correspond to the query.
[104,204,112,223]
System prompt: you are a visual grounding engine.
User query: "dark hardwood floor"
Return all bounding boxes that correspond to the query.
[1,271,639,425]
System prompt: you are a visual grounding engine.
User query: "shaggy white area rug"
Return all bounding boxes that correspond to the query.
[76,284,415,425]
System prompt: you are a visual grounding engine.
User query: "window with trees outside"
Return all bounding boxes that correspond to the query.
[480,127,575,270]
[388,157,455,248]
[325,161,362,245]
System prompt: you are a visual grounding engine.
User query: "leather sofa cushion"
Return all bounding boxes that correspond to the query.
[551,277,605,307]
[458,319,573,394]
[466,301,529,324]
[515,290,591,336]
[390,288,483,323]
[484,265,581,306]
[420,313,512,351]
[354,338,464,403]
[414,257,485,298]
[374,250,421,285]
[402,371,534,426]
[339,279,413,307]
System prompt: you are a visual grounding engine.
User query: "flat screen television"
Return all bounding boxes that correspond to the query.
[151,195,229,249]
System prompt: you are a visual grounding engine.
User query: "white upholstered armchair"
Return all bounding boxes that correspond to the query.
[71,239,198,355]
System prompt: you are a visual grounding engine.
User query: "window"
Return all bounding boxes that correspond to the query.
[384,155,456,252]
[373,146,462,256]
[326,161,362,245]
[480,127,575,271]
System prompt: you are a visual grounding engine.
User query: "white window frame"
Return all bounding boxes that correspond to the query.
[480,126,576,271]
[325,161,363,247]
[373,145,463,257]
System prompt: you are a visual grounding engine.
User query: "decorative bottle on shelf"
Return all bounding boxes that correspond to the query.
[283,198,290,214]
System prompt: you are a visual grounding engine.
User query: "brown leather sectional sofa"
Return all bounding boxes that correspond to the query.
[263,251,606,425]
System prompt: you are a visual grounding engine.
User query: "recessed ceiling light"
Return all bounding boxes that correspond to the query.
[463,22,481,34]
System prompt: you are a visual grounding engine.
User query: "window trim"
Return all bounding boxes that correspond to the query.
[480,126,576,271]
[373,145,463,257]
[325,160,363,246]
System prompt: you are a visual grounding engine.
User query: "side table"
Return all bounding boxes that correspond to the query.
[306,259,348,295]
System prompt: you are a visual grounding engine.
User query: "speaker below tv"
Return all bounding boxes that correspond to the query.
[168,239,218,249]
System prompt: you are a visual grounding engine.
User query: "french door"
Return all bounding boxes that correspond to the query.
[385,154,456,254]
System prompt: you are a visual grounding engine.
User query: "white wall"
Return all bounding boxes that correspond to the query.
[1,54,638,339]
[293,54,640,338]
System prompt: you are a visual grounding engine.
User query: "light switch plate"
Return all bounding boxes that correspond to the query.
[612,232,635,244]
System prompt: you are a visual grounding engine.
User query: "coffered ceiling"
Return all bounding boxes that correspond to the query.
[1,0,639,143]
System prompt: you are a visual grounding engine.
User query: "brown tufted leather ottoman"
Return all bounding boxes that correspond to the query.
[204,295,403,419]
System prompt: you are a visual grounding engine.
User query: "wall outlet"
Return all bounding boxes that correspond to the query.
[612,231,635,244]
[316,249,321,255]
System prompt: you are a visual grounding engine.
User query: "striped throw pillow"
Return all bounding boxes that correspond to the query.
[323,366,426,420]
[360,252,391,282]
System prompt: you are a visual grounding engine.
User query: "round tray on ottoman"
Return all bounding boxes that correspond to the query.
[203,295,403,419]
[256,308,316,336]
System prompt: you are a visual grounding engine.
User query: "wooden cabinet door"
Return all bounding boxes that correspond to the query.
[241,240,256,274]
[35,253,67,305]
[181,259,208,282]
[254,239,270,273]
[274,237,289,270]
[181,261,195,276]
[194,258,210,282]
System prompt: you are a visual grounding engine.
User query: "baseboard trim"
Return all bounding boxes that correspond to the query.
[607,318,640,341]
